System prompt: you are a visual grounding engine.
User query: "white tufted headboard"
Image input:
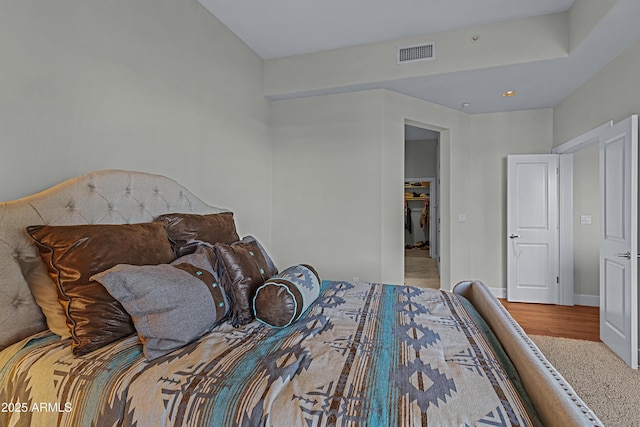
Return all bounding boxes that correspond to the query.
[0,170,228,350]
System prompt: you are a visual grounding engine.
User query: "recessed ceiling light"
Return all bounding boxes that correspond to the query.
[461,102,470,108]
[502,90,518,97]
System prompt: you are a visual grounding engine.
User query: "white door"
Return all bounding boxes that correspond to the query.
[507,155,559,303]
[600,115,638,369]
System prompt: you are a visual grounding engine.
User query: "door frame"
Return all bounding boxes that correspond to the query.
[403,120,445,283]
[552,120,613,305]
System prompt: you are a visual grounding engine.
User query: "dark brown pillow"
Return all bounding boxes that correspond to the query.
[214,236,277,327]
[27,222,175,356]
[156,212,240,257]
[253,264,321,328]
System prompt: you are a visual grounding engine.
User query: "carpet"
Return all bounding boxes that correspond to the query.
[530,335,640,427]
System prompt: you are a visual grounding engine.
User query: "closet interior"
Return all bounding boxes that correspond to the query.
[404,124,440,289]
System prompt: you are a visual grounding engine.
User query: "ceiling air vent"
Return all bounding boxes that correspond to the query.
[397,42,435,64]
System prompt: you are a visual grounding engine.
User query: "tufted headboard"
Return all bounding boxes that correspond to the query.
[0,170,228,350]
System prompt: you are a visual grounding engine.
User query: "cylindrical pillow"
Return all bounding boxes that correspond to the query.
[253,264,320,328]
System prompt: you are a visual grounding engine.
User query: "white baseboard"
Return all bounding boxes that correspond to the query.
[489,287,507,299]
[574,294,599,307]
[488,288,598,307]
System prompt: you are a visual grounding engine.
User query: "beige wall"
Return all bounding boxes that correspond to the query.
[467,110,554,290]
[0,0,272,241]
[4,1,634,296]
[271,89,554,291]
[568,0,618,52]
[554,38,640,146]
[265,0,637,294]
[270,91,386,282]
[270,90,460,285]
[554,37,640,298]
[572,145,600,297]
[383,96,554,290]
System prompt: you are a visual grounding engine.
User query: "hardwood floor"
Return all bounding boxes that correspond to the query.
[500,299,600,342]
[404,248,440,289]
[403,253,599,341]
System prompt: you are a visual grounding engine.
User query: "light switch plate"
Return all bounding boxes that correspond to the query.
[458,213,466,223]
[580,215,592,225]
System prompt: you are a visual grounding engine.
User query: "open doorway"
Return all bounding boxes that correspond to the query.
[571,144,599,306]
[404,124,440,289]
[551,116,638,368]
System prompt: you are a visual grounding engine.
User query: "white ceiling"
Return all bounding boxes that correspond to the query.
[198,0,640,114]
[200,0,575,59]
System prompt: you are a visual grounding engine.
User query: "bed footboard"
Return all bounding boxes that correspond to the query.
[453,280,601,427]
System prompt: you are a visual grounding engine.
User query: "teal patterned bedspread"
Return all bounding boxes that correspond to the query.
[0,281,539,426]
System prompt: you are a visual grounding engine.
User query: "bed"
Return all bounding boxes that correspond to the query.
[0,170,600,426]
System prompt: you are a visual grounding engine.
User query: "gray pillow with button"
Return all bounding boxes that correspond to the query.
[92,245,229,361]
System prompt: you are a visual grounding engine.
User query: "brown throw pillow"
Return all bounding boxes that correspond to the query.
[27,222,175,356]
[156,212,240,257]
[253,264,321,328]
[214,236,277,327]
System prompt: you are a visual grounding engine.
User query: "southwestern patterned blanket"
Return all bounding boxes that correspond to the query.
[0,281,539,426]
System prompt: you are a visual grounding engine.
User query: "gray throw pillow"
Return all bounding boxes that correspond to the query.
[92,246,229,361]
